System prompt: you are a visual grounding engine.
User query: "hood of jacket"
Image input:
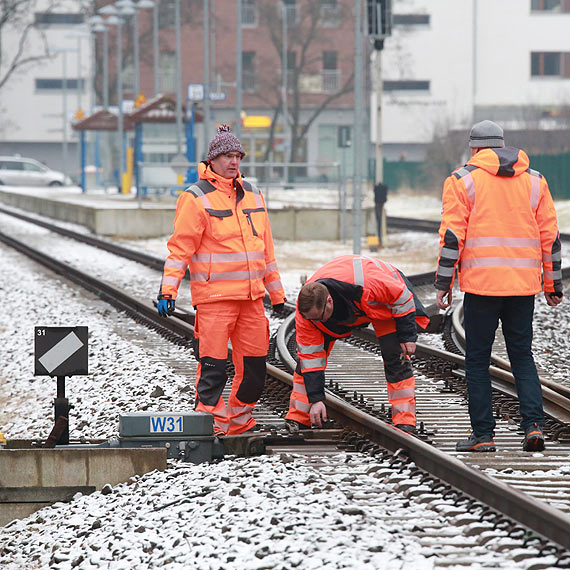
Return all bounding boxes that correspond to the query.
[467,147,530,178]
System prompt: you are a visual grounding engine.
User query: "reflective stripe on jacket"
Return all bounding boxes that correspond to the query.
[160,162,285,305]
[296,255,429,402]
[436,147,562,296]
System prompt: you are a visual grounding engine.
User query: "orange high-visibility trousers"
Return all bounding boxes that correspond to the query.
[286,327,416,427]
[194,298,269,435]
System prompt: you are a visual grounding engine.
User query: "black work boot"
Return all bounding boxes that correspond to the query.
[522,423,545,452]
[456,433,496,452]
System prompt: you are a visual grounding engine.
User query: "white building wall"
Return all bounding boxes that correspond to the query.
[0,0,91,170]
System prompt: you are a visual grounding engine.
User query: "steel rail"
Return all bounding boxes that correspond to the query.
[274,307,570,549]
[3,229,570,550]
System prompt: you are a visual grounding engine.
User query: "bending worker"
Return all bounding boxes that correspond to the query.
[157,124,286,436]
[435,120,563,453]
[286,255,430,431]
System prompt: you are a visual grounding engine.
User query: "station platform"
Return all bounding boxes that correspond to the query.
[0,185,377,240]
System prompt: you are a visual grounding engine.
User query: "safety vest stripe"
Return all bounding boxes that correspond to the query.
[455,168,476,204]
[529,169,541,210]
[290,399,311,413]
[265,261,278,272]
[300,357,326,369]
[188,185,214,209]
[440,246,459,260]
[165,258,187,270]
[298,342,325,354]
[192,251,265,263]
[392,297,415,315]
[465,237,541,248]
[392,402,416,413]
[265,279,284,292]
[543,251,562,262]
[353,257,365,286]
[214,419,229,431]
[162,276,181,287]
[544,269,562,281]
[229,412,253,426]
[436,264,455,277]
[293,381,307,395]
[461,257,541,269]
[387,387,415,400]
[190,270,267,281]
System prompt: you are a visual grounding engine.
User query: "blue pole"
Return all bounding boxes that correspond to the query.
[94,132,102,186]
[185,101,197,183]
[80,131,86,192]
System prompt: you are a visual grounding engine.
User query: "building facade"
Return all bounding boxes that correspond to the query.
[1,0,570,188]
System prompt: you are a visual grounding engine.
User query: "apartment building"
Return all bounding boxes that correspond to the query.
[1,0,569,183]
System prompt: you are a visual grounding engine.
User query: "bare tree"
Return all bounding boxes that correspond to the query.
[0,0,67,91]
[218,0,355,173]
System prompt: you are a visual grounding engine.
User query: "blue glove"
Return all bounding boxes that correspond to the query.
[157,298,175,317]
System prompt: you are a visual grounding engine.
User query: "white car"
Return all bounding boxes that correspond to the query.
[0,156,70,187]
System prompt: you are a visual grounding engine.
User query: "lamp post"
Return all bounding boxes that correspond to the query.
[235,0,242,140]
[152,0,159,96]
[135,0,155,100]
[281,1,289,184]
[203,0,210,156]
[105,2,135,192]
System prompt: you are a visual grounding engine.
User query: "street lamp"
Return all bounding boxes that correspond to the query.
[104,1,136,192]
[134,0,155,101]
[88,15,110,108]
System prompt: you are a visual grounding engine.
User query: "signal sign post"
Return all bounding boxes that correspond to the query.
[34,326,88,446]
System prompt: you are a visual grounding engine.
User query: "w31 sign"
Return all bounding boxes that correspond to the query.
[34,327,88,376]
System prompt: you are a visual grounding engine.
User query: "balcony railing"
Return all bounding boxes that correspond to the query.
[322,69,340,92]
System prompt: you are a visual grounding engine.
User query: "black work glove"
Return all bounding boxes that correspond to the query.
[271,303,286,317]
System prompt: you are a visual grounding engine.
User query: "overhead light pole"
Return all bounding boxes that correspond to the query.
[203,0,211,156]
[153,0,159,96]
[235,0,242,140]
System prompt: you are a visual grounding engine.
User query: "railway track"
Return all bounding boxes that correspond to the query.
[2,206,570,559]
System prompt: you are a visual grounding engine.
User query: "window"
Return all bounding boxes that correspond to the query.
[242,51,256,92]
[158,52,176,92]
[531,0,570,10]
[383,80,430,91]
[23,162,44,172]
[393,14,430,25]
[159,0,176,28]
[242,0,257,26]
[319,0,340,27]
[0,161,23,171]
[531,52,570,76]
[35,78,85,91]
[284,0,297,25]
[322,51,339,92]
[34,13,84,25]
[285,51,296,88]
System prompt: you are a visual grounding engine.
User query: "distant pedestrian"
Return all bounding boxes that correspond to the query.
[157,124,286,436]
[374,182,388,247]
[286,255,430,432]
[435,119,563,452]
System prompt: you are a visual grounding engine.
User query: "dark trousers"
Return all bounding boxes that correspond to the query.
[463,293,545,436]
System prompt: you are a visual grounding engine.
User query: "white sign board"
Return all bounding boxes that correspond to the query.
[187,83,204,102]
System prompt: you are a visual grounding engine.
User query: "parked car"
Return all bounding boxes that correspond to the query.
[0,156,70,187]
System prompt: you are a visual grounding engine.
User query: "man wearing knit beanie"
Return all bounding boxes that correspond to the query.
[157,124,286,436]
[434,120,562,453]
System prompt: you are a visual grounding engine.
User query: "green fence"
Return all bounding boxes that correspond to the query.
[375,153,570,199]
[528,152,570,199]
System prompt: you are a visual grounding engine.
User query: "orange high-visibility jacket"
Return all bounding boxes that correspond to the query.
[296,255,429,402]
[436,147,562,296]
[160,162,285,306]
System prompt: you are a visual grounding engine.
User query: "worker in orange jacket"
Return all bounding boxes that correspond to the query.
[435,120,563,453]
[157,124,286,436]
[286,255,430,431]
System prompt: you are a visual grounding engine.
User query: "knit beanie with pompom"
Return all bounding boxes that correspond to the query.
[207,124,245,161]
